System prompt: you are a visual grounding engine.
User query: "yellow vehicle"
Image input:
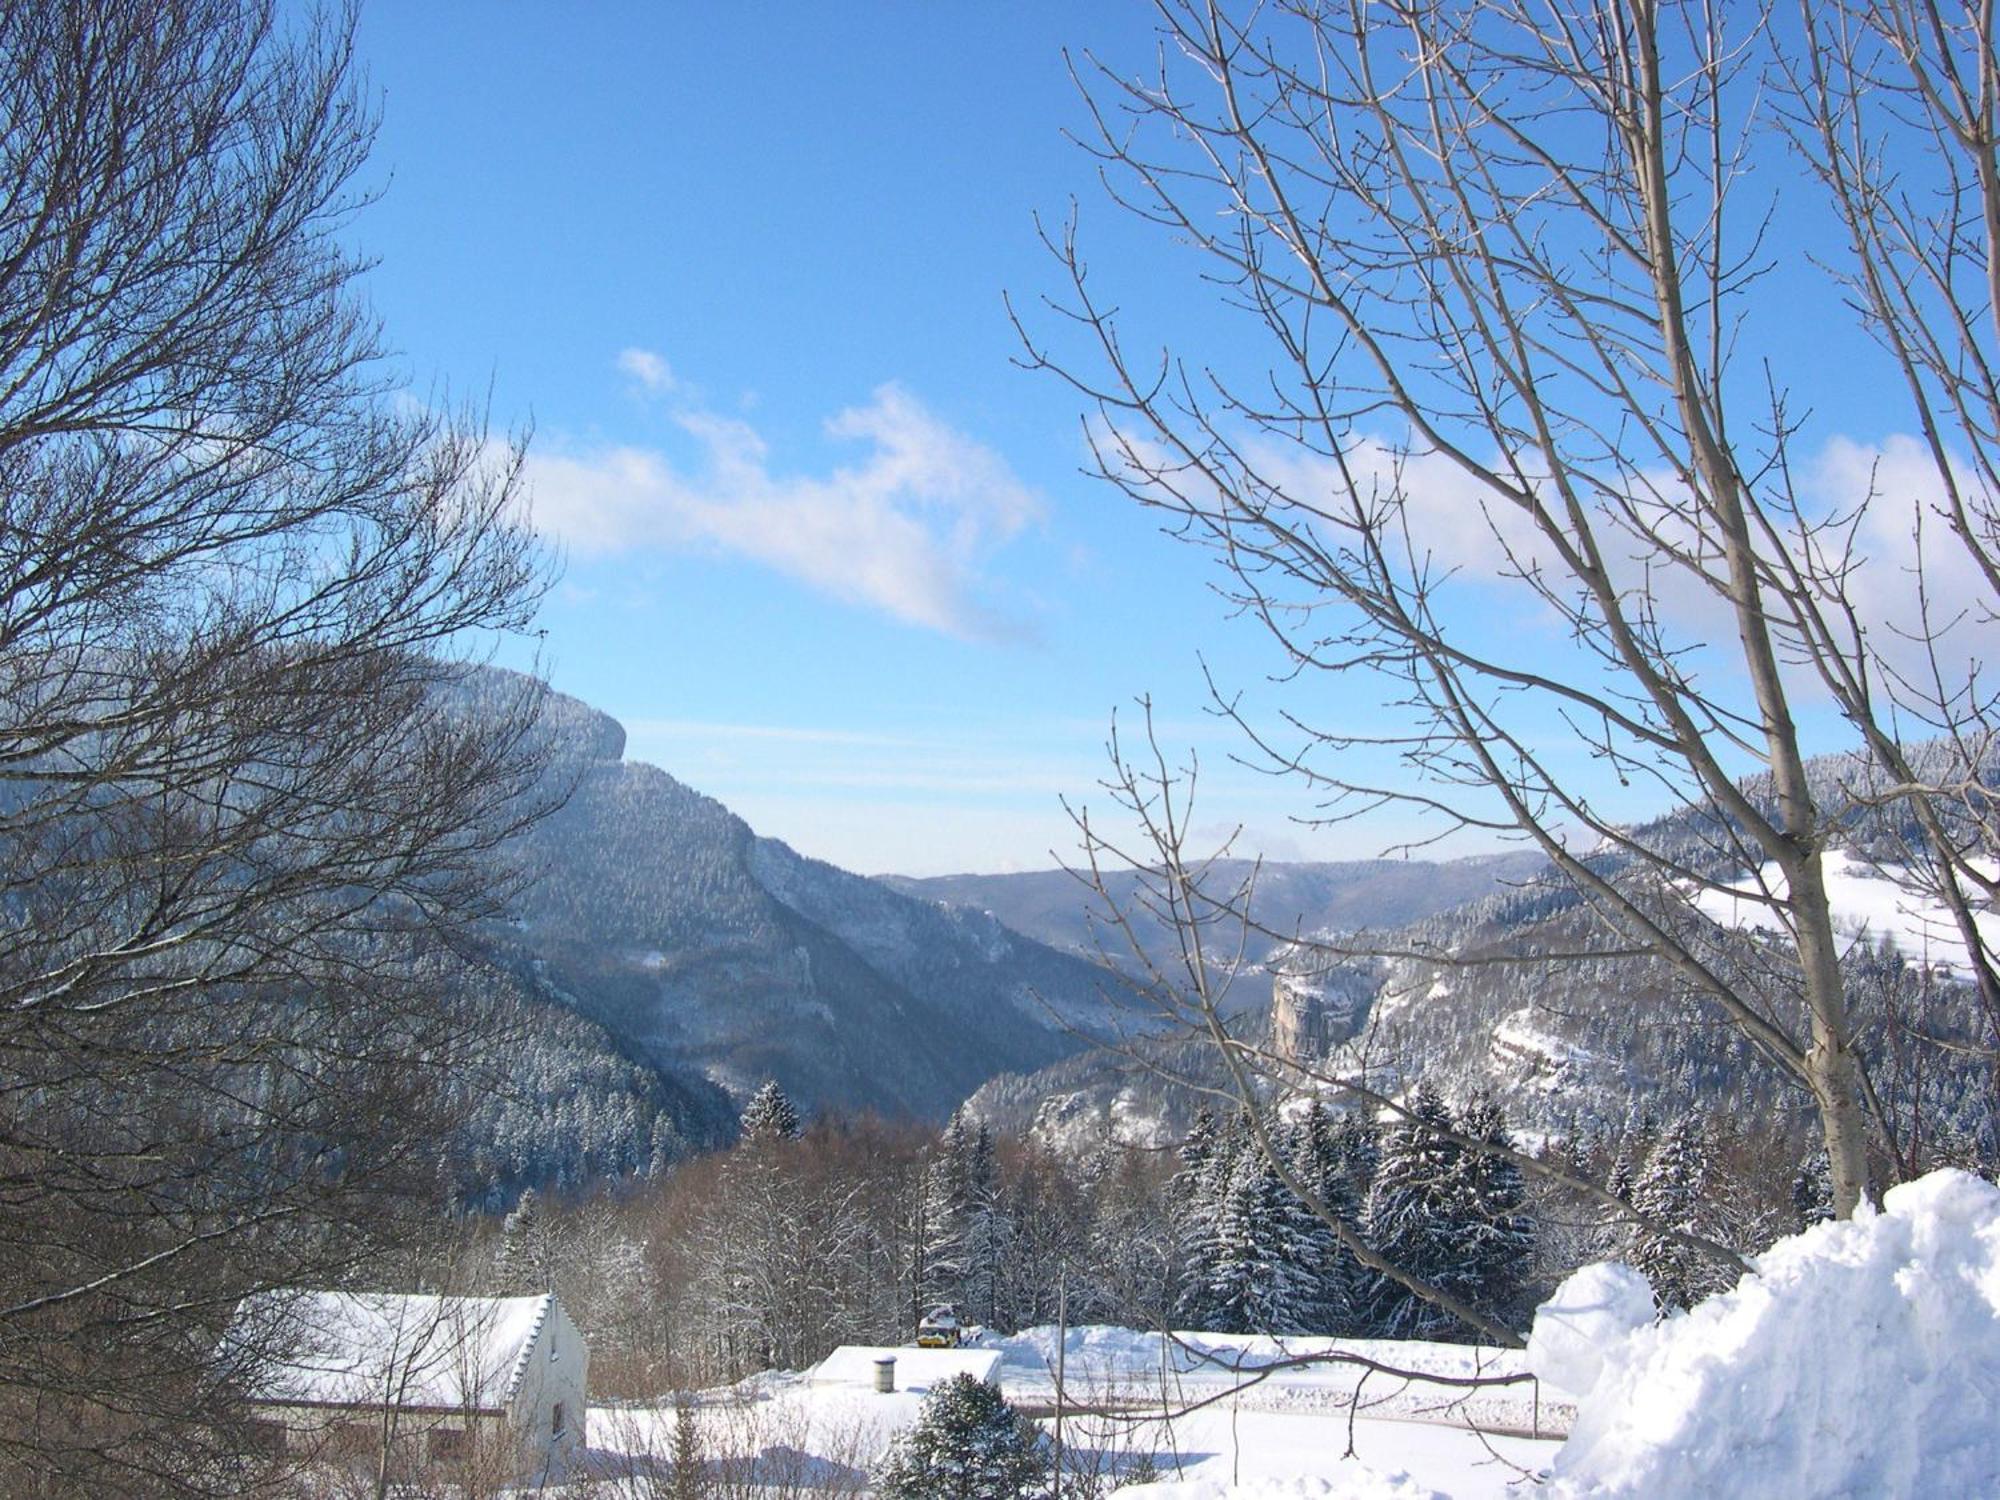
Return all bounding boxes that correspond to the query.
[916,1305,963,1348]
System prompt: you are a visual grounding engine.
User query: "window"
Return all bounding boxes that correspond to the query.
[551,1402,566,1438]
[429,1426,466,1461]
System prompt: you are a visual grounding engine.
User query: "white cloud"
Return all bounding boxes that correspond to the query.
[615,347,676,393]
[526,381,1043,640]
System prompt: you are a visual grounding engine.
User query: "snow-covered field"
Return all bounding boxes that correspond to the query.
[1693,850,2000,972]
[979,1326,1563,1438]
[568,1363,1557,1500]
[553,1169,2000,1500]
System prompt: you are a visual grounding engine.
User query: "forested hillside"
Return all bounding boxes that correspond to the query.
[884,853,1545,971]
[481,675,1141,1127]
[968,745,2000,1170]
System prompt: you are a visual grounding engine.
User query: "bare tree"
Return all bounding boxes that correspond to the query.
[1018,0,2000,1229]
[0,1,553,1492]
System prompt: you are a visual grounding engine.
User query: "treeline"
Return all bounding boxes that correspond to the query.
[474,1082,1873,1397]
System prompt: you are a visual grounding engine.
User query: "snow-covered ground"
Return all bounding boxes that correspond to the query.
[1693,850,1999,972]
[559,1333,1561,1499]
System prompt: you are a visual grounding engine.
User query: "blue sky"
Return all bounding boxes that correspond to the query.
[345,5,1929,877]
[346,3,1344,876]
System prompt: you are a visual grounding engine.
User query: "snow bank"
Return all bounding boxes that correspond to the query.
[1545,1169,2000,1498]
[1117,1473,1444,1500]
[1526,1263,1655,1400]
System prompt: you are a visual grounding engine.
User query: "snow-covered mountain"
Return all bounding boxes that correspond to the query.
[966,753,2000,1154]
[484,678,1140,1125]
[882,853,1545,972]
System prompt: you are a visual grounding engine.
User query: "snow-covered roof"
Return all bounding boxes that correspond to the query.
[809,1346,1002,1389]
[227,1290,554,1412]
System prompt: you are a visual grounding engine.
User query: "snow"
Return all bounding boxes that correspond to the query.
[980,1325,1564,1437]
[572,1364,1555,1500]
[1116,1469,1446,1500]
[1546,1169,2000,1498]
[1488,1008,1605,1093]
[1693,850,1998,972]
[809,1345,1002,1390]
[1525,1263,1656,1399]
[227,1290,551,1411]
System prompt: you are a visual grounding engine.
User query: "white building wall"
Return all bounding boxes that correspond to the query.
[507,1295,588,1470]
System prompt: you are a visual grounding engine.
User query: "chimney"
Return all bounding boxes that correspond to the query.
[873,1356,896,1394]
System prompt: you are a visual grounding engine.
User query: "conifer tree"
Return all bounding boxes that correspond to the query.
[921,1108,992,1313]
[1632,1114,1734,1311]
[1363,1084,1464,1338]
[740,1080,803,1145]
[1791,1148,1835,1232]
[873,1374,1048,1500]
[1332,1110,1382,1206]
[497,1187,553,1292]
[1286,1101,1359,1332]
[1203,1148,1325,1334]
[1449,1093,1535,1332]
[1174,1109,1251,1328]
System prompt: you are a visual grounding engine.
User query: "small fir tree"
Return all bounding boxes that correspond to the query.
[739,1080,802,1144]
[670,1393,707,1500]
[873,1374,1048,1500]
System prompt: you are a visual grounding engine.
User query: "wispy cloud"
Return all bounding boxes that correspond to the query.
[615,347,676,393]
[526,374,1043,641]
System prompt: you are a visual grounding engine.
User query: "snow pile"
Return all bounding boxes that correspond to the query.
[1541,1169,2000,1498]
[1118,1473,1444,1500]
[1524,1263,1655,1400]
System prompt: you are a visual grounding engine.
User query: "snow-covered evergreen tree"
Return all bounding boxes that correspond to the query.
[921,1108,996,1317]
[1791,1147,1834,1231]
[1449,1091,1535,1331]
[1202,1147,1326,1334]
[740,1079,802,1144]
[1363,1084,1464,1338]
[873,1374,1047,1500]
[497,1186,555,1292]
[1173,1108,1250,1328]
[1632,1113,1735,1311]
[1332,1108,1381,1206]
[1286,1101,1359,1332]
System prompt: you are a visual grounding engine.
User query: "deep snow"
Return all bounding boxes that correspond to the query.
[1538,1169,2000,1497]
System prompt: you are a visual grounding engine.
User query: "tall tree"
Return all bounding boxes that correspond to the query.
[1633,1114,1737,1311]
[1448,1094,1536,1333]
[0,2,550,1489]
[1363,1085,1466,1339]
[1025,0,2000,1235]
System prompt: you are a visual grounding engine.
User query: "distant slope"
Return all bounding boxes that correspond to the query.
[882,853,1546,971]
[965,753,2000,1154]
[491,680,1138,1123]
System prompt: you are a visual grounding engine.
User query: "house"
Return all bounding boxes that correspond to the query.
[224,1289,588,1477]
